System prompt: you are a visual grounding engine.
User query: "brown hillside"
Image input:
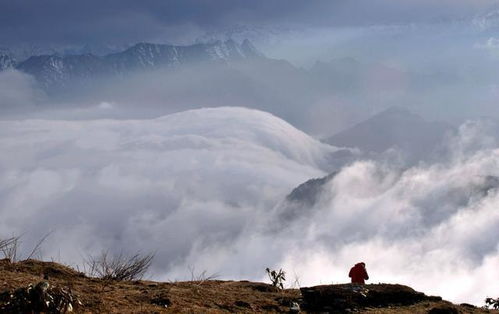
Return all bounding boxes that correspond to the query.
[0,259,497,313]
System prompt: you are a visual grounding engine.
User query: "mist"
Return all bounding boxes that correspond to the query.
[1,107,498,305]
[1,1,499,307]
[5,19,499,135]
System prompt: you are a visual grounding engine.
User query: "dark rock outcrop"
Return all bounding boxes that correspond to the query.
[300,284,442,312]
[286,172,337,206]
[0,281,81,313]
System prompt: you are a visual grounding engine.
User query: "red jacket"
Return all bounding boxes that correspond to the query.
[349,263,369,284]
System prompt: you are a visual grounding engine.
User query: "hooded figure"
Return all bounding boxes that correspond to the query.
[349,262,369,284]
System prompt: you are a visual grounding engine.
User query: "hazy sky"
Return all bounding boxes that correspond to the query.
[1,0,498,46]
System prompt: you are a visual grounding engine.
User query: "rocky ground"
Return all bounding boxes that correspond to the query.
[0,259,497,313]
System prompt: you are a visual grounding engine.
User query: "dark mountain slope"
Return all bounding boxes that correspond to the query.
[324,107,454,163]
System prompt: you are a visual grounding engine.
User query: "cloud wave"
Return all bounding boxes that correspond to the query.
[0,106,498,305]
[0,106,334,275]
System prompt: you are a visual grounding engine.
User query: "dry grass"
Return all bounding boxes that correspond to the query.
[84,251,154,281]
[0,259,300,313]
[0,259,497,313]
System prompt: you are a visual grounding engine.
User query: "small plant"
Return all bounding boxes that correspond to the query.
[266,267,286,290]
[85,251,154,281]
[187,265,219,286]
[485,297,499,310]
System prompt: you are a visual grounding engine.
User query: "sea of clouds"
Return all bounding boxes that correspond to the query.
[0,106,334,275]
[0,106,498,305]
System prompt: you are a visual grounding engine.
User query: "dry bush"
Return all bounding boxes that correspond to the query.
[187,265,219,286]
[0,234,50,262]
[85,251,154,281]
[291,272,301,289]
[0,236,19,261]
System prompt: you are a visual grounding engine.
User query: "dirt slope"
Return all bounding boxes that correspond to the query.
[0,259,496,313]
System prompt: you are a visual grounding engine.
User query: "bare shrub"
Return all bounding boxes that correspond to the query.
[187,265,219,286]
[291,272,301,289]
[0,233,50,262]
[266,267,286,290]
[0,237,17,250]
[85,251,154,281]
[25,233,51,260]
[0,236,19,261]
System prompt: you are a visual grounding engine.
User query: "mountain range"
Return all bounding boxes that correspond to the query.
[0,39,261,91]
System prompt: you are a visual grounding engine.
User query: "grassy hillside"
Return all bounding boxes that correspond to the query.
[0,259,497,313]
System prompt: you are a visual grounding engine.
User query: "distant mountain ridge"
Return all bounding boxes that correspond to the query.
[1,39,262,90]
[324,107,455,163]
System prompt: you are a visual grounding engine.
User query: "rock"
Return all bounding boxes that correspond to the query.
[459,303,476,309]
[275,296,301,313]
[0,281,81,313]
[32,281,50,310]
[151,294,171,308]
[301,283,439,312]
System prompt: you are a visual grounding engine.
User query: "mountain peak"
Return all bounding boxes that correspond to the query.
[374,106,421,121]
[324,107,454,162]
[10,40,264,91]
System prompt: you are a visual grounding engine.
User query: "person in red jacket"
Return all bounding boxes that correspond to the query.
[349,262,369,284]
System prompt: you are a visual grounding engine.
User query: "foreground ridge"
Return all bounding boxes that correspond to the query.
[0,259,496,313]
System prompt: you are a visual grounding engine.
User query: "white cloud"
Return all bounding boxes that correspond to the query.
[0,106,498,306]
[0,70,44,115]
[275,145,499,304]
[0,106,334,275]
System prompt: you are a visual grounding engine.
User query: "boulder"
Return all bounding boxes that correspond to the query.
[300,283,441,312]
